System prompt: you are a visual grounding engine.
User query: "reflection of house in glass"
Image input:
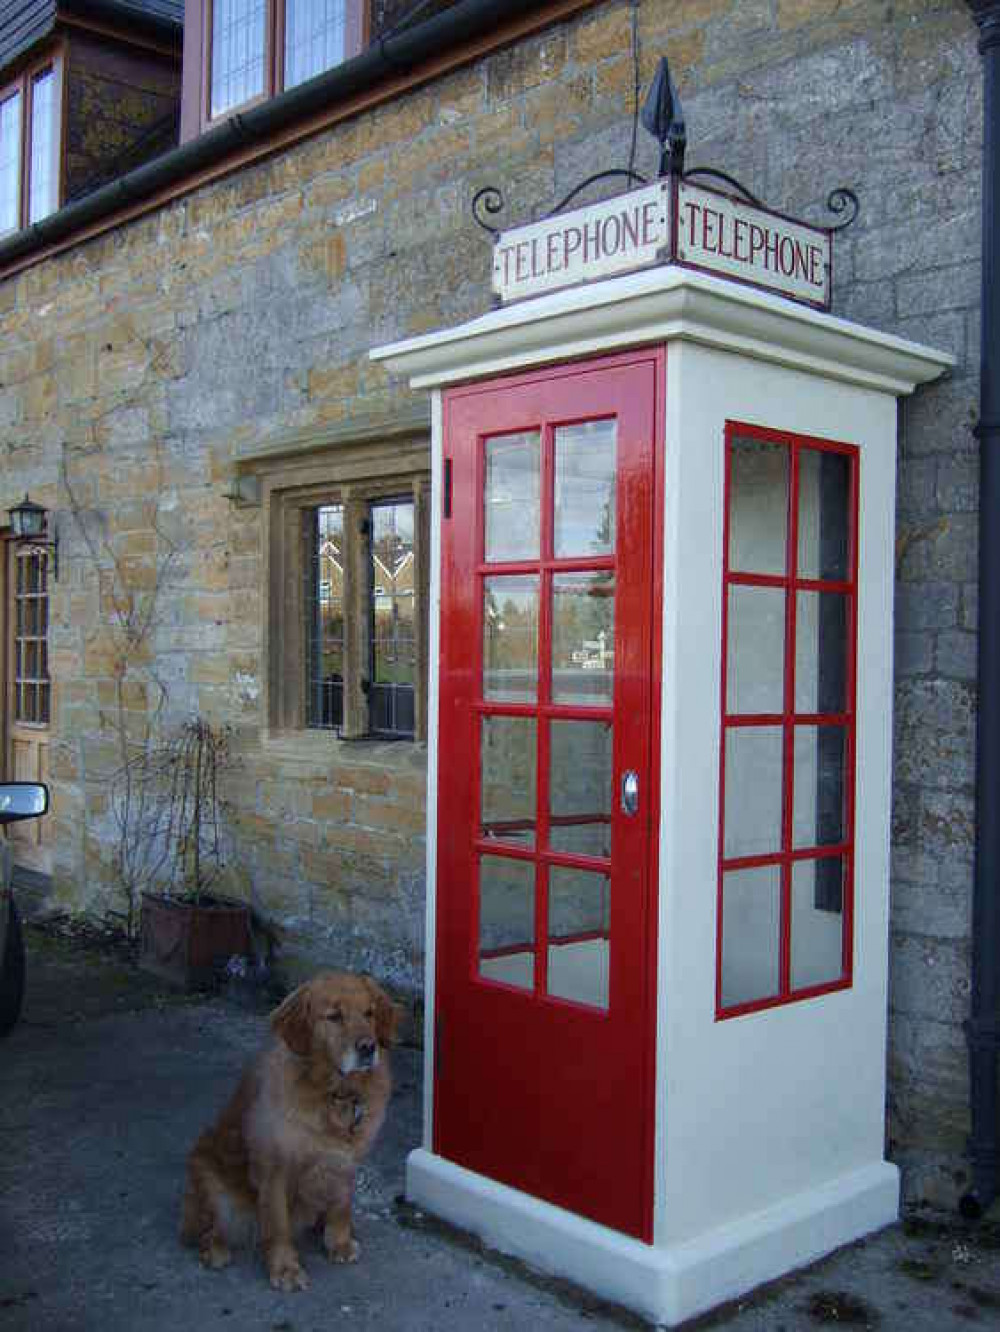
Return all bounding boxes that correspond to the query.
[371,501,416,736]
[310,506,345,730]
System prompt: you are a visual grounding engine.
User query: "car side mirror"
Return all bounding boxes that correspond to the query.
[0,783,49,825]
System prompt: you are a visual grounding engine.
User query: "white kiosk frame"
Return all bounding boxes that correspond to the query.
[372,267,952,1327]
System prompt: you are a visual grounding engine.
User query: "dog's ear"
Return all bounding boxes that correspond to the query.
[271,983,314,1056]
[365,977,401,1048]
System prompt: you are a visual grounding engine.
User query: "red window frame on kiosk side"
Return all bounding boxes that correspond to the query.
[717,420,860,1020]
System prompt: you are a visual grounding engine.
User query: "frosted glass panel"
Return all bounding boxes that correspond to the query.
[728,436,788,576]
[727,585,785,715]
[724,726,783,859]
[721,866,781,1008]
[791,858,845,990]
[285,0,347,89]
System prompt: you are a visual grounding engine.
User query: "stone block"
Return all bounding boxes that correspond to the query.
[893,677,975,790]
[935,630,977,682]
[895,581,958,632]
[893,629,933,678]
[898,261,982,321]
[889,932,971,1027]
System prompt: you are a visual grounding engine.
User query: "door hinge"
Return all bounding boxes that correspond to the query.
[443,458,452,519]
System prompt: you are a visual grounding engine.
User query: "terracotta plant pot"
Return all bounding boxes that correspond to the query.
[139,892,251,991]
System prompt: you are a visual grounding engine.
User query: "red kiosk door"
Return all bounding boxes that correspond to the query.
[435,350,662,1240]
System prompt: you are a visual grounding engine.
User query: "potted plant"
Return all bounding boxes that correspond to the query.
[138,718,250,989]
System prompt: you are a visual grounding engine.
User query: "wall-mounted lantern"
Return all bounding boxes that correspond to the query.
[8,494,59,580]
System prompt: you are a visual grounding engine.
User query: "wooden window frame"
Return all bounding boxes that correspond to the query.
[0,50,64,237]
[201,0,368,129]
[9,546,51,729]
[262,435,430,748]
[716,420,859,1021]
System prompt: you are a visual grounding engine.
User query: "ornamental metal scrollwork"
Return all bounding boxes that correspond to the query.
[681,168,763,208]
[824,187,860,233]
[472,170,650,239]
[471,186,505,238]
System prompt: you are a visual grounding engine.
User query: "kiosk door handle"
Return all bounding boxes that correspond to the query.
[621,770,639,816]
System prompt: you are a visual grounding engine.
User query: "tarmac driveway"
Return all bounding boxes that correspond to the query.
[2,921,999,1331]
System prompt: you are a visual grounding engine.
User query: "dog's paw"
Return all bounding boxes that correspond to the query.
[268,1250,309,1292]
[199,1238,232,1271]
[325,1235,360,1264]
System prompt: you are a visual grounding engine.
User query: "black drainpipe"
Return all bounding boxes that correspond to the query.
[963,0,1000,1221]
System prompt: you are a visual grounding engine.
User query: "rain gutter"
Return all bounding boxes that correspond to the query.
[0,0,593,277]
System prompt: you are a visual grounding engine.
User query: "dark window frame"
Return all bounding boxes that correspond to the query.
[201,0,368,128]
[0,49,64,237]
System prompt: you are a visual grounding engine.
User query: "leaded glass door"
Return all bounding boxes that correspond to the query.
[434,350,662,1240]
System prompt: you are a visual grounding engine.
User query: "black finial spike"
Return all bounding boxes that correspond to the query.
[641,57,686,178]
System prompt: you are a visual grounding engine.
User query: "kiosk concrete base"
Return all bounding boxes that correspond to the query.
[406,1148,900,1327]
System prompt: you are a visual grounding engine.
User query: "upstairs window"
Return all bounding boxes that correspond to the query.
[0,59,61,236]
[207,0,366,119]
[211,0,267,116]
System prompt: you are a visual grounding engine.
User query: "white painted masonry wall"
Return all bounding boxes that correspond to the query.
[656,341,898,1246]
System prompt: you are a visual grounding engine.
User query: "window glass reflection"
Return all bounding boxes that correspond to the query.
[552,572,614,706]
[481,715,537,848]
[484,576,539,702]
[478,856,535,991]
[554,420,616,557]
[484,431,540,563]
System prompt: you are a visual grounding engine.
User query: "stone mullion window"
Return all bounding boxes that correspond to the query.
[261,435,430,744]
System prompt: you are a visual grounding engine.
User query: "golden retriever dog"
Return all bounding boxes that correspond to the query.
[180,972,398,1291]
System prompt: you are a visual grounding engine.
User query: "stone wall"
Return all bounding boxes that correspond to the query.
[0,0,984,1203]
